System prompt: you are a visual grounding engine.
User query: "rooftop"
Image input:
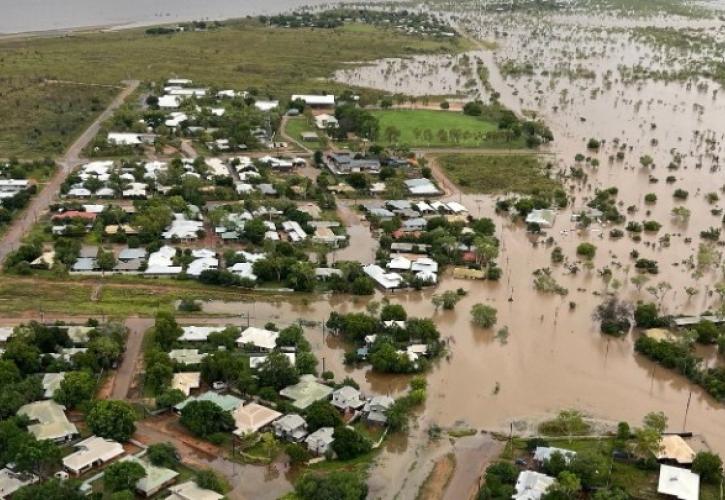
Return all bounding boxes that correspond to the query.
[279,374,333,410]
[233,402,282,436]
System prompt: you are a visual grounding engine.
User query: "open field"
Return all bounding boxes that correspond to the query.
[284,116,322,144]
[0,21,467,158]
[434,153,560,195]
[0,81,117,158]
[371,109,522,148]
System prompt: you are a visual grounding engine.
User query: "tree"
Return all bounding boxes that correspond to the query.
[103,461,146,492]
[195,469,227,493]
[257,351,300,390]
[305,400,342,431]
[13,437,62,475]
[147,442,179,468]
[380,303,407,321]
[593,298,633,335]
[634,303,663,328]
[692,451,723,484]
[156,389,186,409]
[331,427,372,460]
[54,371,96,409]
[569,451,607,488]
[576,242,597,260]
[13,479,86,500]
[471,303,497,328]
[86,400,136,442]
[632,412,667,459]
[97,249,117,271]
[432,290,462,311]
[295,471,368,500]
[180,400,234,437]
[550,471,581,499]
[152,311,182,350]
[383,125,401,143]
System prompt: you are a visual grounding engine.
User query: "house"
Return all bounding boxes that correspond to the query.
[232,402,282,436]
[236,327,279,351]
[180,326,226,342]
[657,464,699,500]
[249,353,295,370]
[162,214,203,240]
[325,152,381,175]
[254,100,280,112]
[314,113,339,129]
[166,481,224,500]
[533,446,577,464]
[62,436,124,475]
[656,435,696,465]
[315,268,343,279]
[229,262,257,281]
[363,264,403,290]
[513,471,556,500]
[404,178,439,196]
[305,427,335,455]
[17,400,78,442]
[525,209,556,228]
[387,256,412,271]
[273,414,308,442]
[168,349,207,365]
[65,325,92,344]
[0,327,14,343]
[364,395,394,424]
[282,221,308,242]
[291,94,335,107]
[158,95,181,108]
[108,132,143,146]
[401,218,427,232]
[42,372,65,398]
[0,469,38,498]
[187,257,219,277]
[118,248,147,261]
[279,374,333,410]
[411,257,438,274]
[122,456,179,497]
[171,372,201,396]
[174,392,243,414]
[331,386,365,411]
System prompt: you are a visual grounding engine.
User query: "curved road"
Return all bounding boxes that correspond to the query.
[0,79,140,265]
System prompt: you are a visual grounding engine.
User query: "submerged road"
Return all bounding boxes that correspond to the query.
[0,79,140,266]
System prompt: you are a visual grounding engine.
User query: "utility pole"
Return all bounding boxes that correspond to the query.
[682,389,693,432]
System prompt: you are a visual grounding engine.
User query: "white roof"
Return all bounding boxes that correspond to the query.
[108,132,142,145]
[167,481,224,500]
[254,100,279,112]
[229,262,257,281]
[159,95,181,108]
[63,436,124,473]
[291,94,335,106]
[363,264,403,289]
[533,446,576,463]
[163,214,203,240]
[18,400,78,441]
[180,326,226,342]
[0,469,38,498]
[249,353,295,370]
[514,471,556,500]
[169,349,207,365]
[0,327,14,342]
[42,372,66,399]
[187,257,218,277]
[526,209,556,227]
[387,256,412,270]
[411,257,438,273]
[446,201,468,213]
[236,327,279,350]
[204,158,230,177]
[658,465,700,500]
[171,372,201,396]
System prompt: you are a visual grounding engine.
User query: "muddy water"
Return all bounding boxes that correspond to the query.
[328,8,725,464]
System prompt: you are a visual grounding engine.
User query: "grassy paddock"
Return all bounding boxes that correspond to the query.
[0,21,465,158]
[435,153,560,195]
[371,109,520,148]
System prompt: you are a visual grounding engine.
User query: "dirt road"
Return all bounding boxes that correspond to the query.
[111,316,152,400]
[0,79,139,265]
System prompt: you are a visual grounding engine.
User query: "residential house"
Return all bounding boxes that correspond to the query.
[533,446,577,464]
[279,375,333,410]
[122,456,179,497]
[291,94,335,107]
[62,436,124,475]
[42,372,65,399]
[363,264,403,290]
[0,469,38,498]
[525,209,556,228]
[364,395,394,425]
[273,414,308,442]
[180,326,226,342]
[166,481,224,500]
[331,386,365,412]
[174,392,243,414]
[168,349,207,365]
[656,436,696,465]
[404,178,439,196]
[513,471,556,500]
[17,400,78,442]
[305,427,335,456]
[314,113,339,129]
[236,327,279,351]
[232,403,282,437]
[657,465,699,500]
[325,152,381,175]
[171,372,201,396]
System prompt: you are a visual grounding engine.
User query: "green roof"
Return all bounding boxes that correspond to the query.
[123,456,178,495]
[279,375,333,410]
[174,391,243,413]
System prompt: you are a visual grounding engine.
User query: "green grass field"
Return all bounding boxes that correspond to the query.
[284,116,321,144]
[435,153,560,194]
[0,21,466,158]
[371,109,524,148]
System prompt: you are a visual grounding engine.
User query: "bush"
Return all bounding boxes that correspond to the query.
[195,469,228,493]
[295,471,367,500]
[471,303,497,328]
[147,442,179,468]
[332,427,372,460]
[576,243,596,259]
[692,451,723,484]
[104,461,146,492]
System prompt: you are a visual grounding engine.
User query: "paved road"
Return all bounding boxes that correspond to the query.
[0,79,140,265]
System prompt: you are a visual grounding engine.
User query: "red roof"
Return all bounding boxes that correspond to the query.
[462,251,476,263]
[52,211,97,221]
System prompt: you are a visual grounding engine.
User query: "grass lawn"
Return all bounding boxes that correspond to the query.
[370,109,524,148]
[435,153,561,195]
[284,117,322,145]
[0,21,465,158]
